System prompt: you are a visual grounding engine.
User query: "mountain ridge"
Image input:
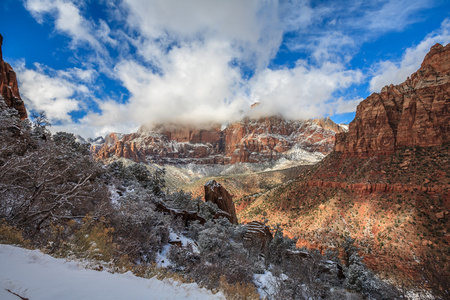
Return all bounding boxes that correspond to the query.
[93,116,347,166]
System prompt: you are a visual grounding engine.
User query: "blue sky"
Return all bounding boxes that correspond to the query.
[1,0,449,138]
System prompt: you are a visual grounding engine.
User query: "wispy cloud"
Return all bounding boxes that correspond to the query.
[369,18,450,92]
[247,62,362,120]
[16,62,91,122]
[362,0,435,33]
[282,0,437,64]
[24,0,104,51]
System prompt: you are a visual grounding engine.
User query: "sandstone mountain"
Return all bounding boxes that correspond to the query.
[237,43,449,276]
[94,116,346,166]
[0,34,27,120]
[335,43,449,156]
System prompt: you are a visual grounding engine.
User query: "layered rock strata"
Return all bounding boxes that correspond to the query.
[0,34,27,119]
[335,43,450,156]
[94,117,345,165]
[243,221,273,255]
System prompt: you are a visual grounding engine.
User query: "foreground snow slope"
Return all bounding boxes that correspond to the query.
[0,244,224,300]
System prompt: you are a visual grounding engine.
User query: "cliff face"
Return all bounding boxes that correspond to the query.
[0,34,27,120]
[94,116,345,165]
[223,116,344,164]
[335,43,450,156]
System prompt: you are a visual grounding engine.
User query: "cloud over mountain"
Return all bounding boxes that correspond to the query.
[7,0,449,137]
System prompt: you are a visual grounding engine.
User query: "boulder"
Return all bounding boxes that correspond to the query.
[204,180,238,224]
[243,221,273,253]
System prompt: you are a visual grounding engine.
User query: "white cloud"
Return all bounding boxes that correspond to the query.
[17,0,448,138]
[122,0,262,42]
[16,62,90,122]
[88,37,362,131]
[113,39,246,126]
[71,54,363,137]
[369,18,450,92]
[24,0,109,52]
[121,0,282,70]
[333,97,364,114]
[247,61,362,120]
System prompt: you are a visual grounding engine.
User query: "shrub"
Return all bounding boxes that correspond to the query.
[0,220,29,246]
[110,202,170,263]
[344,251,400,299]
[268,226,297,264]
[70,216,116,261]
[218,275,259,300]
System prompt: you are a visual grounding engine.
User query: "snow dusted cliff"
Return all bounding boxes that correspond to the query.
[94,116,346,167]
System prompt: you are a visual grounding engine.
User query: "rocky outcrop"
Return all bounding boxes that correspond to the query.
[95,129,224,163]
[335,43,450,156]
[88,136,106,155]
[0,34,27,120]
[313,117,347,133]
[204,180,238,224]
[159,125,222,144]
[94,116,341,165]
[155,202,206,226]
[243,221,272,255]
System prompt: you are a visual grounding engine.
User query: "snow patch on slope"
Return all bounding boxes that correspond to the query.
[156,231,200,268]
[0,244,224,300]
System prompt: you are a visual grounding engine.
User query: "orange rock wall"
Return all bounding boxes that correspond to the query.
[0,34,27,119]
[94,116,342,164]
[335,43,450,156]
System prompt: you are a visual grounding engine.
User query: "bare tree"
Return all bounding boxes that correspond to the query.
[30,111,51,129]
[0,129,109,238]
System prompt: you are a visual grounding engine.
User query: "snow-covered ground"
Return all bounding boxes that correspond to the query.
[156,231,200,269]
[0,244,224,300]
[253,271,279,298]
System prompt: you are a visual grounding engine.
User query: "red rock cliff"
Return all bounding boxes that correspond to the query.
[223,116,340,163]
[94,117,342,164]
[0,34,27,120]
[335,43,450,156]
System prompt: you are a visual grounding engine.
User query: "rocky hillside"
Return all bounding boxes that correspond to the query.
[94,116,346,165]
[238,43,450,277]
[0,34,27,119]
